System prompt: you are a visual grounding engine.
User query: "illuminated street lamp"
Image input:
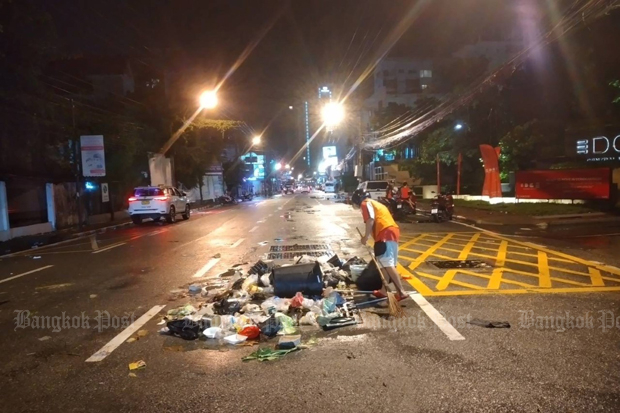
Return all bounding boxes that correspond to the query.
[454,123,463,131]
[252,135,261,145]
[285,164,291,169]
[199,90,218,109]
[321,102,345,127]
[313,171,317,175]
[274,162,282,171]
[288,105,294,110]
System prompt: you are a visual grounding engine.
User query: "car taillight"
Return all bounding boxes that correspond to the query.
[153,196,169,201]
[128,197,137,202]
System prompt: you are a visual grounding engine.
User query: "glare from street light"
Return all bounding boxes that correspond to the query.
[275,162,282,171]
[289,105,294,110]
[313,171,317,175]
[285,164,291,169]
[321,102,345,127]
[199,91,218,109]
[454,123,463,131]
[252,135,261,145]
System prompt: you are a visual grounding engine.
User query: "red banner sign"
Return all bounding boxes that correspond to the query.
[480,145,502,198]
[516,168,610,199]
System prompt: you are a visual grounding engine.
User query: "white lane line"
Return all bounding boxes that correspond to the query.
[91,242,127,254]
[192,258,221,278]
[148,229,167,236]
[86,305,165,362]
[231,238,245,248]
[256,201,265,206]
[340,223,351,229]
[249,226,259,233]
[0,265,54,285]
[409,293,465,341]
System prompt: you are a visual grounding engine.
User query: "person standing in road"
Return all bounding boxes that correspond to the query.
[352,190,409,301]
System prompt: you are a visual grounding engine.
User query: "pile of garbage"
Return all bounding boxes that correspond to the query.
[159,254,374,357]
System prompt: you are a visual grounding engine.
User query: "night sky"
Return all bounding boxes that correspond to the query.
[40,0,606,157]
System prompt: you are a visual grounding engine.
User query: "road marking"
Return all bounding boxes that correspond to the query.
[90,235,99,251]
[457,233,480,260]
[91,242,126,254]
[231,238,245,248]
[340,222,351,229]
[85,305,165,362]
[148,229,167,236]
[249,226,259,233]
[0,265,54,285]
[192,258,221,278]
[537,251,551,288]
[409,293,465,341]
[256,201,265,206]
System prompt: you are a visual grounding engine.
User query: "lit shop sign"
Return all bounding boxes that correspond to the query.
[576,135,620,161]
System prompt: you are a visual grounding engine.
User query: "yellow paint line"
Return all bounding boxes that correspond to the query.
[399,233,428,249]
[419,286,620,297]
[417,271,485,290]
[505,267,590,287]
[588,267,604,287]
[495,240,508,267]
[397,263,433,295]
[457,233,481,260]
[407,234,455,271]
[488,268,503,289]
[458,269,535,289]
[436,269,458,290]
[484,232,620,277]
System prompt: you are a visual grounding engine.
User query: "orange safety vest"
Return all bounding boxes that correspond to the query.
[362,199,398,241]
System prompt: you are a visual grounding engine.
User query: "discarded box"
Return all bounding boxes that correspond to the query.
[277,334,301,350]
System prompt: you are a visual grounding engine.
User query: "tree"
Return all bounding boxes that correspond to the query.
[222,160,250,192]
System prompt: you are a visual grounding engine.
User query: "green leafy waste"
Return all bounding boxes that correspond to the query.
[242,347,300,362]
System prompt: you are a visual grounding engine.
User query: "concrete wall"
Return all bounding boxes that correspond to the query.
[53,182,83,229]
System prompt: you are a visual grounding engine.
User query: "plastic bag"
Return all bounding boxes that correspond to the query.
[242,303,261,313]
[301,298,316,310]
[220,315,237,332]
[242,274,259,292]
[260,273,271,287]
[290,292,304,308]
[167,319,201,340]
[260,297,290,315]
[275,313,296,335]
[224,334,247,345]
[239,325,260,339]
[299,312,318,326]
[259,315,281,337]
[321,297,336,315]
[234,315,251,331]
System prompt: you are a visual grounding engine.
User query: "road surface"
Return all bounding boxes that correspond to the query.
[0,194,619,412]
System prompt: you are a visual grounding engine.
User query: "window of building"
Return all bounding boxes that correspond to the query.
[420,70,432,78]
[383,78,397,93]
[421,84,428,90]
[405,78,420,93]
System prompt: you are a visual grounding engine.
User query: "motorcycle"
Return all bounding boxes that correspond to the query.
[242,193,253,201]
[430,194,454,222]
[395,195,417,217]
[218,194,238,205]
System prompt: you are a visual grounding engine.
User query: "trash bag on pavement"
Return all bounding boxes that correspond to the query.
[213,298,241,315]
[167,319,201,340]
[290,292,304,308]
[355,261,383,291]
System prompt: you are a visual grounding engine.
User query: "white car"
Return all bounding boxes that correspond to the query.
[357,180,391,200]
[298,185,310,193]
[128,186,190,224]
[324,181,336,193]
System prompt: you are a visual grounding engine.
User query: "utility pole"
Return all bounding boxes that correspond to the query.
[72,100,83,229]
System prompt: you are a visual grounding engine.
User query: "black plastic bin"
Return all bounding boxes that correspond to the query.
[272,262,323,298]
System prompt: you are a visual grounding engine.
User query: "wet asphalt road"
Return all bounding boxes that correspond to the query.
[0,193,619,412]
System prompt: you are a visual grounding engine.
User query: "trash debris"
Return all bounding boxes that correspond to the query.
[213,253,221,259]
[242,347,300,362]
[467,318,511,328]
[239,325,260,339]
[258,241,269,246]
[223,334,248,345]
[89,294,98,299]
[128,373,138,378]
[38,336,51,341]
[128,360,146,370]
[32,256,42,260]
[126,337,137,343]
[259,315,281,338]
[277,334,301,349]
[166,319,201,340]
[188,285,202,294]
[272,262,323,298]
[204,327,223,339]
[167,304,197,319]
[137,329,148,338]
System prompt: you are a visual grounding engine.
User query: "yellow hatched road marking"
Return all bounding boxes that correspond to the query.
[407,234,454,271]
[588,267,604,287]
[416,271,485,290]
[537,251,551,288]
[397,263,433,295]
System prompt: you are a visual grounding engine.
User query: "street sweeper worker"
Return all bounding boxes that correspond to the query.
[351,189,409,301]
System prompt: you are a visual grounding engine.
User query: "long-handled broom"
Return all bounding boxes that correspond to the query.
[357,228,405,318]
